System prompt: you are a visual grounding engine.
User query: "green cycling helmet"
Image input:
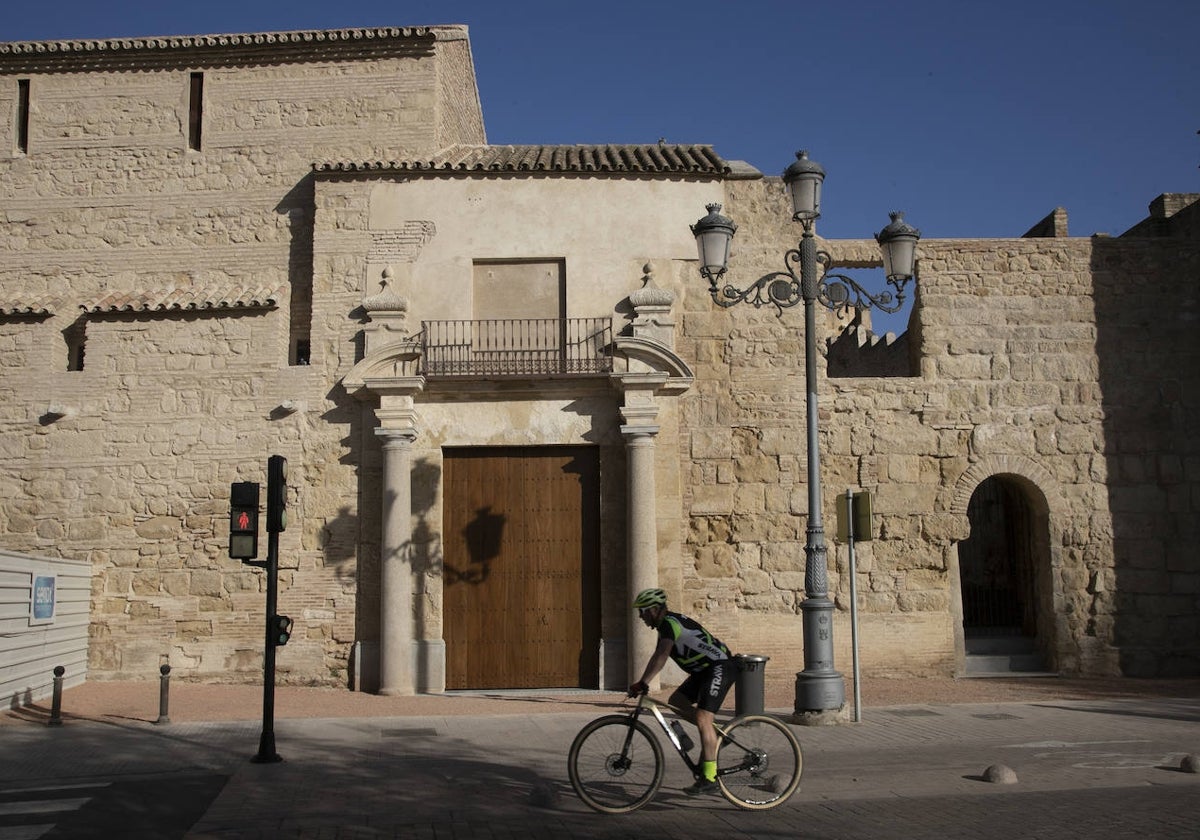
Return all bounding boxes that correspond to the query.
[632,587,667,610]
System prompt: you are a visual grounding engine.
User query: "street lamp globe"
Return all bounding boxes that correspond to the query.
[690,202,738,283]
[876,211,922,283]
[782,150,825,223]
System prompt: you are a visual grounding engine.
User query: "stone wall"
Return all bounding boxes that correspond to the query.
[0,28,486,684]
[1,27,1195,689]
[673,176,1199,678]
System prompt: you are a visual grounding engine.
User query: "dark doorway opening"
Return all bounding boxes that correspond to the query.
[959,475,1038,637]
[957,475,1051,675]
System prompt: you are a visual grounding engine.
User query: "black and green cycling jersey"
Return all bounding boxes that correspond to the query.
[657,611,730,674]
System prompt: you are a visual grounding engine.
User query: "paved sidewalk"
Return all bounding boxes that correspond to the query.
[2,679,1198,839]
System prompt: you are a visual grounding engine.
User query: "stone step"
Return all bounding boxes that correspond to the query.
[962,652,1048,675]
[964,635,1037,656]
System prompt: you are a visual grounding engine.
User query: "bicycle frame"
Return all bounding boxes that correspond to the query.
[633,694,701,776]
[569,690,804,812]
[627,692,743,780]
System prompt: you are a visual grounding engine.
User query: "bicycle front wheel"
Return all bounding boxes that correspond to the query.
[716,714,803,810]
[568,714,664,814]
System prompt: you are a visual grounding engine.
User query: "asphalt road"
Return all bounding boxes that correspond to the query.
[1,686,1196,839]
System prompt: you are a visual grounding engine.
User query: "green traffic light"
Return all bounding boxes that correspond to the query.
[272,614,293,646]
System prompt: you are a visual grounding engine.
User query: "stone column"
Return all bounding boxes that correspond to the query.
[340,270,425,694]
[622,400,661,686]
[376,423,417,695]
[611,268,692,687]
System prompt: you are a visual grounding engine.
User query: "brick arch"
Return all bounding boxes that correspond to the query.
[949,455,1063,518]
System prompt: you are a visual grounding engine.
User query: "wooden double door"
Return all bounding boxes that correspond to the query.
[442,446,601,689]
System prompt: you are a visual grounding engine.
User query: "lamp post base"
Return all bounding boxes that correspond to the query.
[793,670,848,725]
[792,594,846,721]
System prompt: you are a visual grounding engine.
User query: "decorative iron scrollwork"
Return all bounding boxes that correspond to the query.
[707,239,912,318]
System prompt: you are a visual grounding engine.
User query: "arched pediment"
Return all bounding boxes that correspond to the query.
[342,340,424,399]
[608,335,694,394]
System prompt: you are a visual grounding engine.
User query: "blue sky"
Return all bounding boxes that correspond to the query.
[5,0,1197,243]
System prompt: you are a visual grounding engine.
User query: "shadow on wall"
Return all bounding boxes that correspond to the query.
[276,175,315,368]
[1092,234,1200,676]
[445,507,505,584]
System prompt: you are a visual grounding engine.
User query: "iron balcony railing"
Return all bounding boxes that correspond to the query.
[420,318,614,378]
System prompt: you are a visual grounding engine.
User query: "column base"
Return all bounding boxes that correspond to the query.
[415,639,446,694]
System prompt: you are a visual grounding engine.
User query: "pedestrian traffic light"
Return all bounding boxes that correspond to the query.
[270,614,293,646]
[267,455,287,533]
[229,482,260,559]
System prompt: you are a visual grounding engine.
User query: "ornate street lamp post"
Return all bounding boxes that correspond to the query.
[691,151,920,717]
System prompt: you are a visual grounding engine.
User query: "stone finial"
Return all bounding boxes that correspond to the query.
[361,266,412,356]
[627,263,677,349]
[629,263,675,308]
[362,266,408,313]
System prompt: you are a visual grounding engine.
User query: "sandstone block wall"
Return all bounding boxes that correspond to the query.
[0,28,486,684]
[1,27,1195,690]
[673,177,1199,678]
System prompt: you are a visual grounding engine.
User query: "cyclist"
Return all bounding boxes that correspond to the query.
[628,587,737,796]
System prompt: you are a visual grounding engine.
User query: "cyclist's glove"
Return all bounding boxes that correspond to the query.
[627,681,649,697]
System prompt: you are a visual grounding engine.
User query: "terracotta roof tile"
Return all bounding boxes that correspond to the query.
[82,286,281,314]
[314,143,736,177]
[0,26,443,58]
[0,27,451,71]
[0,298,57,317]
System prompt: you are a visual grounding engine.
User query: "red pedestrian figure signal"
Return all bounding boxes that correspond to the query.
[229,481,260,560]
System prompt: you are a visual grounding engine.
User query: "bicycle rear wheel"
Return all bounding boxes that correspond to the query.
[716,714,803,810]
[568,714,664,814]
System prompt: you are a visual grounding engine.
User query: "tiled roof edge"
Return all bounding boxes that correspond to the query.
[0,25,456,58]
[81,286,282,314]
[314,143,755,178]
[0,302,55,317]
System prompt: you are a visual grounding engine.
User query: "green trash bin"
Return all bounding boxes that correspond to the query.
[733,654,769,716]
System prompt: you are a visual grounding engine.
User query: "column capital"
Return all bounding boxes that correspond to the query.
[619,401,660,431]
[621,424,660,442]
[375,403,420,442]
[375,427,418,447]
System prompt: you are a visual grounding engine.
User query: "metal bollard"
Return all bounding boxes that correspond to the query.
[156,664,171,725]
[48,665,65,726]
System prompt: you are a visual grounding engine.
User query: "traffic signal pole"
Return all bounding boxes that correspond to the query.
[253,522,282,763]
[250,454,288,764]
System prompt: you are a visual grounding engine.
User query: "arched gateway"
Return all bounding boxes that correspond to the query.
[950,456,1067,675]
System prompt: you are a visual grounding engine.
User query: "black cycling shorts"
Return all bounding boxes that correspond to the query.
[673,659,737,713]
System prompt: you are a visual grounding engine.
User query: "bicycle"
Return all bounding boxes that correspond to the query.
[567,691,803,813]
